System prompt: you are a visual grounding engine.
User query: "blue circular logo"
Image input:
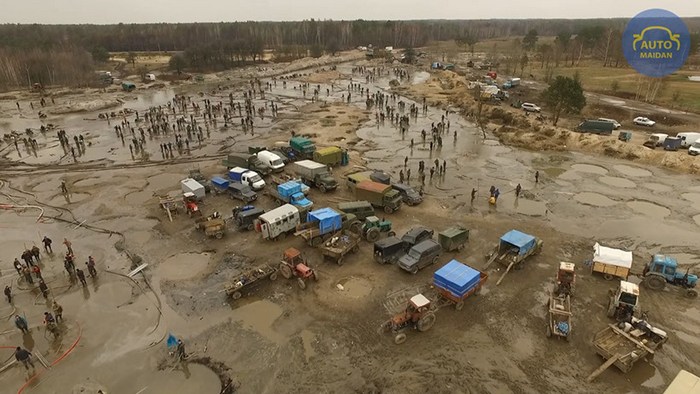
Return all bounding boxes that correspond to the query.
[622,9,690,78]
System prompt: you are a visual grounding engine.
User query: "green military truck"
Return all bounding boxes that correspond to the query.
[313,146,343,167]
[291,160,338,193]
[222,153,272,175]
[354,180,402,214]
[290,136,316,160]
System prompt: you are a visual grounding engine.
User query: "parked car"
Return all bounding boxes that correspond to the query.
[597,118,621,129]
[689,142,700,156]
[401,227,434,250]
[634,117,656,127]
[521,103,541,112]
[398,239,442,274]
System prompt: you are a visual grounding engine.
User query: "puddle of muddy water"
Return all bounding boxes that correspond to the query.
[627,200,671,219]
[598,176,636,188]
[573,192,617,207]
[495,194,547,217]
[337,277,373,298]
[300,329,317,360]
[613,164,652,177]
[558,171,582,181]
[681,193,700,205]
[542,167,566,177]
[229,300,284,343]
[159,252,211,280]
[571,163,608,175]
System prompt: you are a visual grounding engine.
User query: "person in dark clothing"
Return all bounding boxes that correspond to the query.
[38,279,49,298]
[515,183,522,198]
[15,347,34,370]
[23,266,34,285]
[42,236,53,253]
[13,259,23,275]
[31,245,40,261]
[15,315,29,334]
[471,188,477,203]
[176,339,187,362]
[4,285,12,303]
[32,265,42,280]
[535,170,539,184]
[76,269,87,286]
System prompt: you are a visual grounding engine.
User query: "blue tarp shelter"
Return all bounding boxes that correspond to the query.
[500,230,536,256]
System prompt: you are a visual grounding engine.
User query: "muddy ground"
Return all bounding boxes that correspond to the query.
[0,53,699,394]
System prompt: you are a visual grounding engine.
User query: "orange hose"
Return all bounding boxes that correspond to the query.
[17,321,82,394]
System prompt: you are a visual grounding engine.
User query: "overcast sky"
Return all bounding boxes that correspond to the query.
[2,0,699,24]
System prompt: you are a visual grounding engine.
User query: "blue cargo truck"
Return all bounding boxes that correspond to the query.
[294,207,344,246]
[267,181,313,209]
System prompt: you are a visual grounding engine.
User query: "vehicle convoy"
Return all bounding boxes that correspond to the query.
[437,226,469,252]
[228,167,266,191]
[289,136,316,160]
[337,200,375,221]
[591,243,632,281]
[267,181,313,209]
[641,254,697,298]
[318,230,362,265]
[380,260,487,344]
[194,213,226,239]
[373,236,406,264]
[228,183,257,203]
[362,216,395,242]
[255,150,285,172]
[391,183,423,205]
[189,169,212,193]
[401,227,434,250]
[210,176,230,195]
[398,239,442,274]
[232,206,264,231]
[256,204,308,241]
[313,146,344,167]
[292,160,338,192]
[224,263,278,300]
[279,248,318,289]
[586,318,667,382]
[484,230,543,285]
[181,178,206,200]
[294,208,360,246]
[222,153,273,175]
[607,281,640,322]
[355,180,402,213]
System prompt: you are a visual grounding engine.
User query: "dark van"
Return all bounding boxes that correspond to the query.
[398,239,442,274]
[228,183,257,203]
[373,237,406,264]
[338,200,375,221]
[575,120,614,135]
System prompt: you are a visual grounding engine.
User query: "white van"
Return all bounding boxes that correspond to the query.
[256,204,301,241]
[676,132,700,148]
[256,150,285,172]
[649,133,668,147]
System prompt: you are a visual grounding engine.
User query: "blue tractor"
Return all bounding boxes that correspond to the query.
[642,255,698,299]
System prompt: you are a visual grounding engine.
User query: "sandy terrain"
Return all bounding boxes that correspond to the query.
[0,53,699,394]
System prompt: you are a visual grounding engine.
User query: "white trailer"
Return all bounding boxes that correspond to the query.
[180,178,206,200]
[256,204,301,241]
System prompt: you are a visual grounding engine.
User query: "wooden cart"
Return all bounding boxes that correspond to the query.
[195,217,226,239]
[224,264,279,300]
[546,294,572,340]
[319,230,361,265]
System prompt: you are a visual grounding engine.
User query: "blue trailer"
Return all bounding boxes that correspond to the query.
[210,176,229,194]
[294,207,343,246]
[433,260,488,310]
[484,229,543,285]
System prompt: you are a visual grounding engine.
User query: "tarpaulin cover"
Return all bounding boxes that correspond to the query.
[433,260,481,298]
[593,243,633,268]
[500,230,536,256]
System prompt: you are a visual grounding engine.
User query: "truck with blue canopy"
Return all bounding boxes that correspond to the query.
[267,181,313,209]
[484,229,543,285]
[294,207,361,246]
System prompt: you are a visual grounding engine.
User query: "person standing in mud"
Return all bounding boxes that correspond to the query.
[38,279,49,298]
[76,269,87,287]
[515,184,522,198]
[4,285,12,303]
[63,238,73,255]
[176,339,187,362]
[406,168,411,183]
[399,170,404,184]
[43,236,53,253]
[22,266,34,285]
[535,170,539,184]
[53,300,63,323]
[15,315,29,334]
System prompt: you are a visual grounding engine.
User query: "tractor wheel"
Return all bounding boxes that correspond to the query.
[312,271,319,281]
[378,320,393,334]
[388,231,396,237]
[231,291,242,300]
[417,313,436,332]
[349,222,362,235]
[366,228,380,242]
[431,256,439,266]
[606,297,615,318]
[297,278,307,290]
[319,184,327,193]
[644,275,666,291]
[384,206,393,214]
[215,232,224,239]
[269,272,278,281]
[546,324,552,338]
[687,289,698,299]
[394,333,407,345]
[603,273,615,281]
[311,237,322,247]
[246,224,254,231]
[455,301,464,311]
[336,257,344,266]
[280,264,292,279]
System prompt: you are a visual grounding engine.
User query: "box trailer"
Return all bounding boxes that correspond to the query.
[180,178,206,200]
[591,242,632,281]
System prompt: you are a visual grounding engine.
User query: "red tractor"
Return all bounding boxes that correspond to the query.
[555,262,576,297]
[379,294,437,344]
[183,192,202,217]
[278,248,318,289]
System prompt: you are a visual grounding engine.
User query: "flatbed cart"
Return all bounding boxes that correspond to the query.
[224,264,279,300]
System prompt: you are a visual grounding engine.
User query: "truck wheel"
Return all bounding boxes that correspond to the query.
[231,291,242,300]
[686,289,698,299]
[388,231,396,237]
[394,333,407,345]
[603,273,615,281]
[247,224,254,231]
[366,228,380,242]
[297,278,306,290]
[349,222,362,235]
[384,206,393,214]
[319,184,327,193]
[644,275,666,291]
[337,257,344,266]
[280,264,292,279]
[417,313,436,332]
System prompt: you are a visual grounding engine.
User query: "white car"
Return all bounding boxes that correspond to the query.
[521,102,541,112]
[633,117,656,127]
[598,118,621,129]
[689,142,700,156]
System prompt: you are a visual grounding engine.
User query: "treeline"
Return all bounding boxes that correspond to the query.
[0,47,93,90]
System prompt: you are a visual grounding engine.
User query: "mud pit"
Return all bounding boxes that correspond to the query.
[1,56,700,394]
